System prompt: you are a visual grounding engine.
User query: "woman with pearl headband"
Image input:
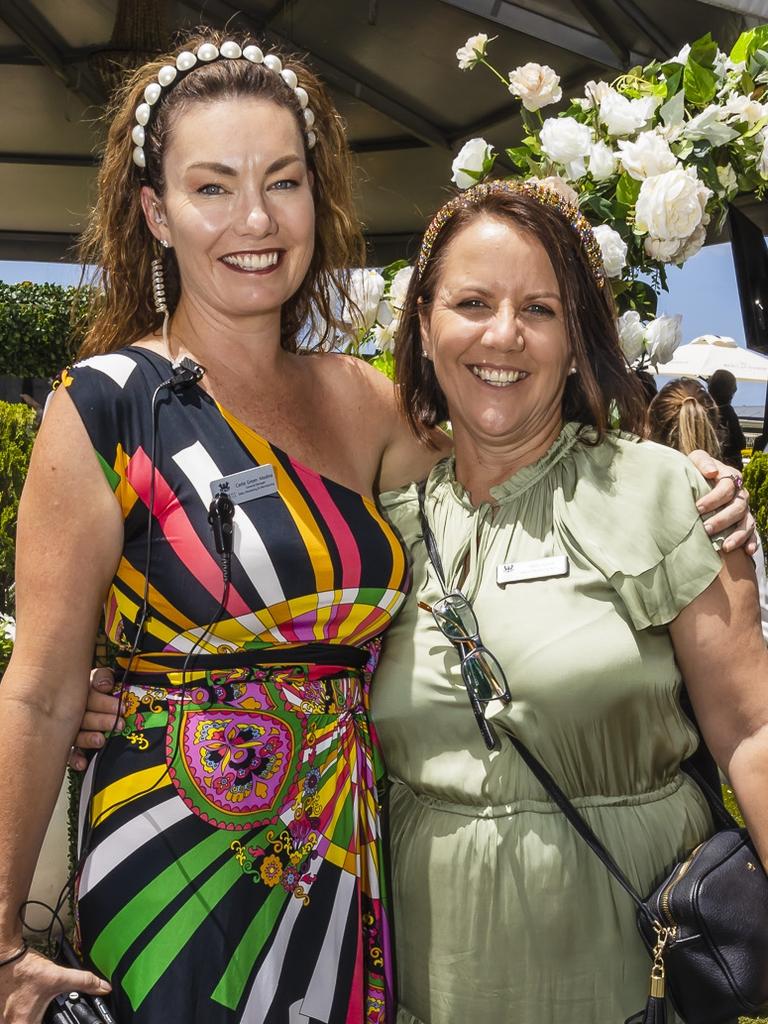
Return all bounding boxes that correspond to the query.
[0,29,446,1024]
[1,28,755,1024]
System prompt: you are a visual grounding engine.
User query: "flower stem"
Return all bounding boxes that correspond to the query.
[479,57,511,89]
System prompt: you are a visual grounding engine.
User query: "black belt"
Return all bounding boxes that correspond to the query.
[118,642,370,676]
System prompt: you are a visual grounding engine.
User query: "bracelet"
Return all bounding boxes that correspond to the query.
[0,939,28,969]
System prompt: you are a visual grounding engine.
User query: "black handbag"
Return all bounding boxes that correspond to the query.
[508,732,768,1024]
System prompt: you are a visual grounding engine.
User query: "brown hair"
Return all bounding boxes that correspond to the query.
[394,188,646,443]
[77,28,364,357]
[648,377,723,457]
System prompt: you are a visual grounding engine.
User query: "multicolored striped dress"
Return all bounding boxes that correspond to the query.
[60,346,409,1023]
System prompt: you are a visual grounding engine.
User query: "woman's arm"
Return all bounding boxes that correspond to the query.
[669,549,768,868]
[0,389,122,1021]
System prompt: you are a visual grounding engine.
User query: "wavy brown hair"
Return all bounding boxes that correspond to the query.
[78,28,364,357]
[648,377,723,457]
[395,187,647,443]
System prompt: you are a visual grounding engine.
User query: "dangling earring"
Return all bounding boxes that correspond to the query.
[151,241,170,348]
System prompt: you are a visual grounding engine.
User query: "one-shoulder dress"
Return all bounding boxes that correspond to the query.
[60,347,409,1024]
[372,423,726,1024]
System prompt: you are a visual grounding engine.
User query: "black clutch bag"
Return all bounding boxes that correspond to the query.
[509,732,768,1024]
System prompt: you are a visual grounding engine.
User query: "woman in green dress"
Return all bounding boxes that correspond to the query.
[371,180,768,1024]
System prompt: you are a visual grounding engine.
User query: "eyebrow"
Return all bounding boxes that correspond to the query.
[185,154,304,176]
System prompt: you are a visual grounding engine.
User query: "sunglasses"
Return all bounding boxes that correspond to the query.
[418,592,511,750]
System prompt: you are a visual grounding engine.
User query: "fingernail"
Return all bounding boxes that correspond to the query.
[704,522,715,534]
[696,501,705,512]
[95,734,105,747]
[117,718,126,731]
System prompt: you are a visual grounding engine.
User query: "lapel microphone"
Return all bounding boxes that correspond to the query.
[168,356,206,392]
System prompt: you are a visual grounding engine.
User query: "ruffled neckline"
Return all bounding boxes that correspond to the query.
[430,422,587,508]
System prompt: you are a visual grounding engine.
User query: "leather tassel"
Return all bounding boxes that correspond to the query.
[640,993,667,1024]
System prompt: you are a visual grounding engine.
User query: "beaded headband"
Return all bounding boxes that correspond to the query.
[417,179,606,287]
[131,40,317,171]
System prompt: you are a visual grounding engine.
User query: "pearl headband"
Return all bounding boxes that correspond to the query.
[131,40,318,170]
[417,179,606,287]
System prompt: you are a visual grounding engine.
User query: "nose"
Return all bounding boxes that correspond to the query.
[480,304,524,353]
[233,188,276,237]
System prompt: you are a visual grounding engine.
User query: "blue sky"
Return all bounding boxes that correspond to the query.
[1,244,766,413]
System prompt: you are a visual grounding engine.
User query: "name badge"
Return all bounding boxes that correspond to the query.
[496,555,569,586]
[210,464,278,505]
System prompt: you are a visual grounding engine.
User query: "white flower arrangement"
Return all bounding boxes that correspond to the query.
[352,24,768,379]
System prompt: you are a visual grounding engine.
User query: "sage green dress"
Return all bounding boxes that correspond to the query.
[372,423,725,1024]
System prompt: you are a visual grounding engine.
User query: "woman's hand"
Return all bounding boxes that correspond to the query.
[0,947,110,1024]
[687,450,756,554]
[68,669,123,772]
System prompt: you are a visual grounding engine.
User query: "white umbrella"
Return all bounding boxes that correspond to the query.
[649,335,768,383]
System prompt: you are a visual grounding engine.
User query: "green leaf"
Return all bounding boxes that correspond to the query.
[660,90,685,128]
[684,58,717,106]
[505,146,531,168]
[663,67,683,98]
[616,172,641,207]
[689,33,717,69]
[585,193,614,221]
[730,25,768,65]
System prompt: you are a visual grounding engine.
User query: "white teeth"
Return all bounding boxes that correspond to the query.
[222,251,280,271]
[471,365,526,386]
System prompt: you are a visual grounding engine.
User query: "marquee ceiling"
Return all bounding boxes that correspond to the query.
[0,0,762,266]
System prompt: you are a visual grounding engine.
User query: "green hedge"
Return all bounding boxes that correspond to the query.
[744,452,768,548]
[0,281,90,378]
[0,401,36,614]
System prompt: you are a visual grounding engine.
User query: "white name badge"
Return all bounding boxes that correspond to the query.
[210,464,278,505]
[496,555,569,586]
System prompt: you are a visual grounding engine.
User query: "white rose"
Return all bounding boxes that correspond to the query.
[588,141,617,181]
[388,266,414,313]
[592,225,627,278]
[675,222,707,264]
[643,235,684,262]
[646,314,683,366]
[716,163,738,197]
[456,33,489,70]
[580,79,612,110]
[617,311,646,363]
[759,129,768,179]
[599,89,658,137]
[344,269,386,332]
[724,93,768,125]
[507,62,562,111]
[539,116,593,178]
[670,43,691,65]
[451,137,493,189]
[617,132,677,180]
[683,104,740,146]
[635,167,712,241]
[527,174,579,205]
[372,319,398,354]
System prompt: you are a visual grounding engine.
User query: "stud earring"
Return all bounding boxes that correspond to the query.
[422,350,430,359]
[568,365,577,375]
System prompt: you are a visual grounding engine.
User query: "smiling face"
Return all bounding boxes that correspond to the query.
[141,96,315,326]
[420,214,572,460]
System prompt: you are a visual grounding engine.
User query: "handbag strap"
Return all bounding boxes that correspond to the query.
[415,478,735,912]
